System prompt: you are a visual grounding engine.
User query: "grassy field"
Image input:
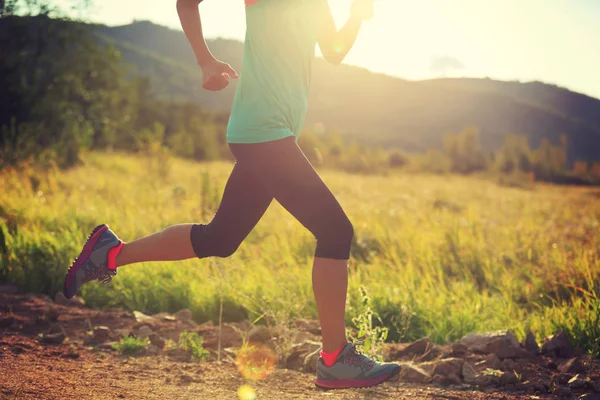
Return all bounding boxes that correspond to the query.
[1,152,599,354]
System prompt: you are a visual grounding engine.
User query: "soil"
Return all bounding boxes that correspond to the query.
[0,290,597,400]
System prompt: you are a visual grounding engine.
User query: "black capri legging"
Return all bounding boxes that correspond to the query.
[190,136,354,260]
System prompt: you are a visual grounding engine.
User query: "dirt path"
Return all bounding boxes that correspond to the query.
[0,290,593,399]
[0,334,540,400]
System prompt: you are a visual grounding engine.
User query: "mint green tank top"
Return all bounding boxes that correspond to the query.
[227,0,323,144]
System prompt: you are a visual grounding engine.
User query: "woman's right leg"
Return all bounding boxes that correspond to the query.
[115,161,273,267]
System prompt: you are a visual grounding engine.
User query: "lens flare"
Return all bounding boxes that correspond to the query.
[235,343,277,381]
[237,385,257,400]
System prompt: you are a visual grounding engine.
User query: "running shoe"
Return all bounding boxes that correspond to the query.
[315,342,401,389]
[63,224,122,299]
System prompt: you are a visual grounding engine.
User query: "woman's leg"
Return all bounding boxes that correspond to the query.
[229,137,353,353]
[115,161,273,267]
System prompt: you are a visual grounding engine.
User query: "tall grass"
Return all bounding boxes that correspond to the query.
[1,152,599,352]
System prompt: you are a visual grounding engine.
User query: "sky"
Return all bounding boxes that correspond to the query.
[66,0,600,99]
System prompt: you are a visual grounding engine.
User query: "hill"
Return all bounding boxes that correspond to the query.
[83,20,600,163]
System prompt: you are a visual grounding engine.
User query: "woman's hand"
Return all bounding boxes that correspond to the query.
[201,59,239,91]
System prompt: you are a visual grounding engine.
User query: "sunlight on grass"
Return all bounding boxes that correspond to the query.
[1,152,599,351]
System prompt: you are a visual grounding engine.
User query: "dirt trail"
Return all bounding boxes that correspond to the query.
[0,290,593,399]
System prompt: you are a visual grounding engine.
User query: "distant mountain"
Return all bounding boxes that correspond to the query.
[95,20,600,163]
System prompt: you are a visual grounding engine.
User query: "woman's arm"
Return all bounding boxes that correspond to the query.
[317,0,374,66]
[176,0,238,90]
[176,0,215,66]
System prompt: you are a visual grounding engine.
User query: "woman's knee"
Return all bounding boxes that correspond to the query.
[190,224,241,258]
[314,216,354,260]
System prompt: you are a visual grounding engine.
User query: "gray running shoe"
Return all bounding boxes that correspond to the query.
[315,342,401,389]
[63,224,122,299]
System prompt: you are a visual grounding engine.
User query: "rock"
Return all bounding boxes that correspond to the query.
[501,358,518,371]
[431,374,445,385]
[247,325,276,344]
[499,371,520,385]
[174,309,192,322]
[514,382,532,392]
[553,386,572,398]
[504,384,516,392]
[523,332,539,353]
[133,311,155,323]
[579,394,600,400]
[419,358,464,378]
[149,333,165,349]
[460,330,520,351]
[558,357,585,374]
[302,348,321,373]
[475,353,502,371]
[135,326,153,339]
[567,374,586,389]
[398,338,433,358]
[147,344,160,355]
[486,337,520,359]
[0,284,19,294]
[54,292,85,307]
[97,342,118,350]
[286,341,321,371]
[92,326,110,344]
[417,345,443,362]
[398,364,431,384]
[541,332,575,358]
[40,332,66,345]
[451,343,468,357]
[556,373,573,385]
[432,373,462,386]
[462,361,494,387]
[0,316,14,329]
[546,360,558,370]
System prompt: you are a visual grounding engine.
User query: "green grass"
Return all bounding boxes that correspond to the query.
[112,336,149,355]
[1,152,599,353]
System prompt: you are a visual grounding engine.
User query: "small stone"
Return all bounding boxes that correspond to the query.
[247,325,275,344]
[553,386,572,398]
[398,364,431,384]
[460,330,520,351]
[462,361,494,387]
[133,311,155,323]
[558,357,586,374]
[486,337,520,359]
[419,357,464,377]
[92,326,111,344]
[0,316,14,329]
[475,353,502,371]
[147,344,160,355]
[397,338,433,358]
[451,343,468,357]
[174,309,192,322]
[135,326,153,339]
[541,332,575,358]
[523,332,539,353]
[40,332,66,345]
[567,374,586,389]
[177,373,194,385]
[499,371,520,385]
[149,333,165,349]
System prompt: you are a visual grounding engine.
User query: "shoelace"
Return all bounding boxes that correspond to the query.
[346,342,376,370]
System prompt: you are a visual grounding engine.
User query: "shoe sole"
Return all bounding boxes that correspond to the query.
[63,224,108,299]
[315,366,401,389]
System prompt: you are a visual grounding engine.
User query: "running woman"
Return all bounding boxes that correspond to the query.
[63,0,401,389]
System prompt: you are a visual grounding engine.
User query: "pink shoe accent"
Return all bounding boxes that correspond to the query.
[315,373,392,389]
[107,242,124,271]
[245,0,260,6]
[320,343,347,367]
[64,225,108,290]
